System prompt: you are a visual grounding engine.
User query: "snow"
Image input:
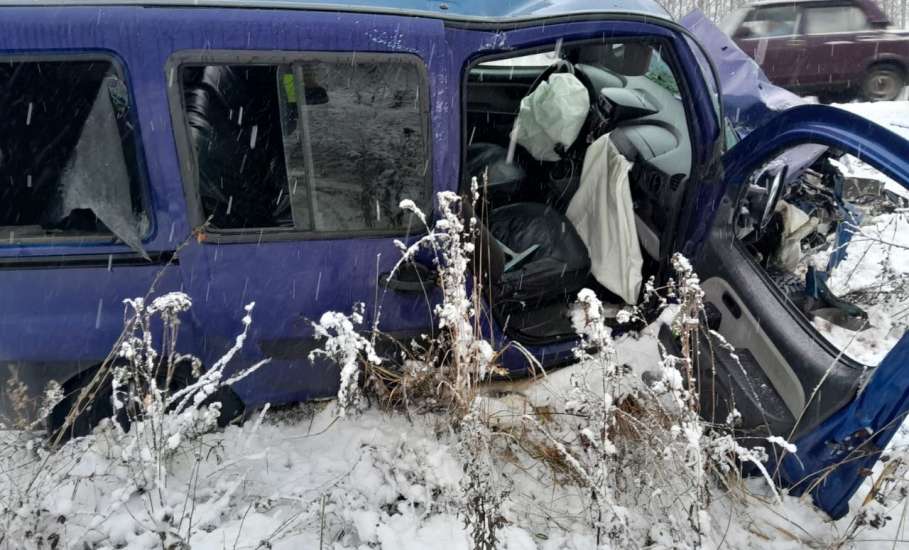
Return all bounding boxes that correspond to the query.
[2,103,908,549]
[811,209,909,365]
[183,406,470,549]
[834,100,909,141]
[9,364,896,549]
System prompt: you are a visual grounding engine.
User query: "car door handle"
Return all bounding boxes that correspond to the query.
[787,39,806,47]
[378,262,437,294]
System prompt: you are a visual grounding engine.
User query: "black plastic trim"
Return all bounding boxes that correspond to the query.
[0,251,176,270]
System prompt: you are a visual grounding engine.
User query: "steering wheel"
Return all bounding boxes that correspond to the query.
[525,59,610,156]
[760,166,788,231]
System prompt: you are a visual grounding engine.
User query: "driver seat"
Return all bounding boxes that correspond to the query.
[471,199,591,311]
[465,142,527,207]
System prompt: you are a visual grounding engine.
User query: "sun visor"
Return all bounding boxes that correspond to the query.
[513,72,590,162]
[576,42,653,76]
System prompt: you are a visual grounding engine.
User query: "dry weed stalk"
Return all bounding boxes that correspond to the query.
[0,293,266,548]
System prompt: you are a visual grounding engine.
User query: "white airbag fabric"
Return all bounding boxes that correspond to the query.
[513,73,589,162]
[774,200,818,272]
[566,134,642,304]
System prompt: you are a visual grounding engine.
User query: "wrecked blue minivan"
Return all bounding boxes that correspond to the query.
[0,0,907,519]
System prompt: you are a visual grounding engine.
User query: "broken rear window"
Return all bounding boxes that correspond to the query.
[0,58,148,251]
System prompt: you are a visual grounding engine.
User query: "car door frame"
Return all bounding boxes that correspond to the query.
[445,16,724,373]
[160,8,450,408]
[0,19,190,423]
[696,104,909,439]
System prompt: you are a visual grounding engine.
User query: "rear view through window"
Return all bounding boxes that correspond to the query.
[0,59,147,251]
[803,5,870,33]
[180,55,431,235]
[739,5,799,37]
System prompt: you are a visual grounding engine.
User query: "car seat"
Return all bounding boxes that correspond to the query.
[465,142,527,206]
[465,141,591,309]
[184,65,292,229]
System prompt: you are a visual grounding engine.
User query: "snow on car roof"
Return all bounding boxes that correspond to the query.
[0,0,674,23]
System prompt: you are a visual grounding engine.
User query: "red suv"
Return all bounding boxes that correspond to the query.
[721,0,909,101]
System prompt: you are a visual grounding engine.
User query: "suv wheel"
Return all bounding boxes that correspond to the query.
[48,362,246,444]
[862,65,905,101]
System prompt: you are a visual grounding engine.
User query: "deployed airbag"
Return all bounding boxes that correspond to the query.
[774,201,818,271]
[513,73,589,162]
[566,133,642,304]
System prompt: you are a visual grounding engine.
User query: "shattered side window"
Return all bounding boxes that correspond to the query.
[736,145,908,365]
[0,59,148,251]
[181,55,431,235]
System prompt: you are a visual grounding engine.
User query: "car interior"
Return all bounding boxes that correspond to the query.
[461,40,694,346]
[459,39,905,444]
[181,58,430,235]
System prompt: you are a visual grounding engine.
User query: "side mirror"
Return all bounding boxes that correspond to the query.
[576,43,652,76]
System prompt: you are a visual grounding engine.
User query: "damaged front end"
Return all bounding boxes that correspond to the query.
[683,11,909,519]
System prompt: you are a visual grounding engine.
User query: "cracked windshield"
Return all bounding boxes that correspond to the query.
[0,1,908,549]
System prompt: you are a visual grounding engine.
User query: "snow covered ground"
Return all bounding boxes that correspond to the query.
[834,100,909,141]
[3,311,904,550]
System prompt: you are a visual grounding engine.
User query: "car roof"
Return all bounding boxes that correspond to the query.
[0,0,674,23]
[748,0,889,23]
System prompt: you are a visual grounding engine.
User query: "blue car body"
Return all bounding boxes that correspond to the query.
[0,0,721,403]
[0,0,906,520]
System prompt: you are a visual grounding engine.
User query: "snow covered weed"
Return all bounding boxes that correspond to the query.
[312,180,506,420]
[0,293,264,549]
[476,254,794,548]
[311,179,515,547]
[310,304,382,418]
[307,183,793,548]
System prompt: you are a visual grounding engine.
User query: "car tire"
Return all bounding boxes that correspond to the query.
[47,361,246,444]
[862,64,905,102]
